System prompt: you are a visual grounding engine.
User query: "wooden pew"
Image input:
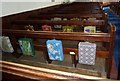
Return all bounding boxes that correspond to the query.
[2,19,115,79]
[39,3,102,14]
[2,2,116,79]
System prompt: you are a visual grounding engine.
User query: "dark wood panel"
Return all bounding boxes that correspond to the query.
[2,29,110,42]
[12,20,105,26]
[29,14,103,19]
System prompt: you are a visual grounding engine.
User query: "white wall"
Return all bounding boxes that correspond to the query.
[1,2,62,17]
[1,0,75,17]
[0,2,2,17]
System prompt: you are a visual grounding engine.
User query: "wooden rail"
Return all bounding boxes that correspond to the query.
[1,60,105,81]
[2,29,110,42]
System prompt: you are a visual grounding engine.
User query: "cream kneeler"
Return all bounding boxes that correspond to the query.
[0,36,14,53]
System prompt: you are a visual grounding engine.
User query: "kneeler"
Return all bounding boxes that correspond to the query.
[46,39,64,61]
[78,42,96,65]
[0,36,14,53]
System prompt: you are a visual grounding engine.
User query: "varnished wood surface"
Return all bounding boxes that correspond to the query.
[1,61,104,81]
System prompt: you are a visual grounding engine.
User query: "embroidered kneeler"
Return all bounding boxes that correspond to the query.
[0,36,14,53]
[46,39,64,61]
[18,38,35,56]
[78,42,96,65]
